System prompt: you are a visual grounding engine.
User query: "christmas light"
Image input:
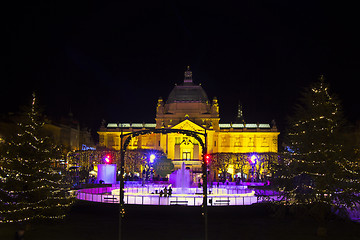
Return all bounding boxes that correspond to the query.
[269,76,360,210]
[0,94,74,223]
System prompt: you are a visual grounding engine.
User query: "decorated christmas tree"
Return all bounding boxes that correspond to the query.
[0,94,74,223]
[273,76,360,214]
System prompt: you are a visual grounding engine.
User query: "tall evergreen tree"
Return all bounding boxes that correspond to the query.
[0,94,74,223]
[273,76,360,213]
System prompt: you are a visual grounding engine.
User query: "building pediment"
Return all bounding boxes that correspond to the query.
[171,119,205,133]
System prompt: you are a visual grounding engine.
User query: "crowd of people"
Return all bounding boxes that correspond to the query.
[159,186,172,197]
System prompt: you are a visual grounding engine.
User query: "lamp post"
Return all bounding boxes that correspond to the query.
[202,130,208,240]
[119,124,125,240]
[250,154,257,182]
[116,128,207,240]
[149,154,156,182]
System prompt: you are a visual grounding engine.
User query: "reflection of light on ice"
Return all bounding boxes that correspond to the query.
[76,184,261,206]
[112,188,255,197]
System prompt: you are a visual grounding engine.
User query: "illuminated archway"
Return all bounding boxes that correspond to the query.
[118,128,209,236]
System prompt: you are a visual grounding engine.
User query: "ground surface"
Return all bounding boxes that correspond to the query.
[1,201,360,240]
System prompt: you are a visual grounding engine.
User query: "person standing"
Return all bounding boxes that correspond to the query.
[168,186,172,197]
[164,187,168,197]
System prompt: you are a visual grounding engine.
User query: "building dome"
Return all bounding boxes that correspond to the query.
[167,85,209,103]
[166,66,209,103]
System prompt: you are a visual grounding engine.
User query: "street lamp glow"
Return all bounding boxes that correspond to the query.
[250,154,257,164]
[149,154,156,163]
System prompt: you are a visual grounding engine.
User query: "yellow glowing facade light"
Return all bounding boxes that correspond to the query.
[97,68,279,179]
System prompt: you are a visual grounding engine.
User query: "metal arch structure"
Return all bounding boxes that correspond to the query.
[118,128,208,240]
[122,128,206,149]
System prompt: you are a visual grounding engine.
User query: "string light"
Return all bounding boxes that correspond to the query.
[0,94,74,223]
[270,77,360,208]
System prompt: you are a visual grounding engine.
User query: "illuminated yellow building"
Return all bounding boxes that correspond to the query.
[98,67,279,176]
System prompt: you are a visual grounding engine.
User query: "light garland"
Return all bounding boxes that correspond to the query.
[0,214,67,224]
[270,77,360,208]
[0,202,73,214]
[0,94,74,223]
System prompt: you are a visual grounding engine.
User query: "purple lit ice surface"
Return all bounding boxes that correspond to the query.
[78,162,274,206]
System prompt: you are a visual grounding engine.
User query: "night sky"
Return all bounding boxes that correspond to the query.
[4,1,360,137]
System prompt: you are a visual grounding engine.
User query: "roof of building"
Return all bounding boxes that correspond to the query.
[107,123,157,128]
[166,66,209,104]
[167,85,209,103]
[106,122,271,129]
[218,123,271,128]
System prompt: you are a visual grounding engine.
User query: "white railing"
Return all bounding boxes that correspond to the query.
[76,187,261,206]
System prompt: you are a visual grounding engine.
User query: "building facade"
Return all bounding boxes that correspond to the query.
[98,67,279,177]
[43,121,94,152]
[0,113,94,153]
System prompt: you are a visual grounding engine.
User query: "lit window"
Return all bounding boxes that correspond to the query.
[182,152,191,160]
